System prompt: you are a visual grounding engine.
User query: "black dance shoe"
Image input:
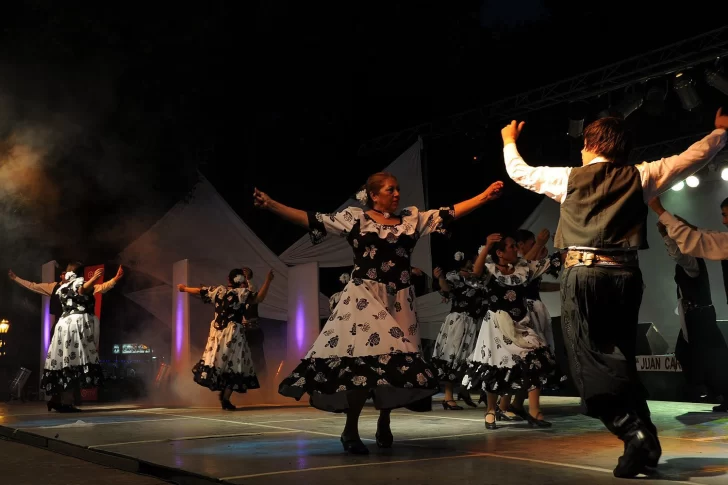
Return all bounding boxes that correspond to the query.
[442,399,463,410]
[340,435,369,454]
[484,411,497,430]
[221,399,237,411]
[457,391,477,408]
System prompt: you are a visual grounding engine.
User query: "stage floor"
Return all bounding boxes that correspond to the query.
[1,397,727,484]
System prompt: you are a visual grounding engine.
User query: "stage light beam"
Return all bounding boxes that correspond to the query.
[686,175,699,187]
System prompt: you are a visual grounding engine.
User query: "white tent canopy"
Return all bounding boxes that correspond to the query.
[118,175,330,325]
[521,183,728,350]
[279,138,433,276]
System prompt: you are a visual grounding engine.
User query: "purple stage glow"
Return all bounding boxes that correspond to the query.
[296,295,305,351]
[42,297,51,352]
[175,293,184,358]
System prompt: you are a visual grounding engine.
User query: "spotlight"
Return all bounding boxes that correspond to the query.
[567,101,587,138]
[686,175,700,187]
[721,167,728,181]
[645,81,667,116]
[706,70,728,96]
[673,73,702,111]
[672,181,685,191]
[597,92,643,120]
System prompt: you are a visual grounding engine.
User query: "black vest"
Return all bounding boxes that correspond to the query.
[675,258,712,309]
[554,163,648,250]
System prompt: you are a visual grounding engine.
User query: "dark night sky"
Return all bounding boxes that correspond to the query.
[0,2,725,301]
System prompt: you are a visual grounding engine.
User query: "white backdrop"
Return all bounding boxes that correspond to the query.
[119,175,331,325]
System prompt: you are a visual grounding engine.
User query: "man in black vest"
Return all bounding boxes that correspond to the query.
[501,109,728,477]
[657,219,728,412]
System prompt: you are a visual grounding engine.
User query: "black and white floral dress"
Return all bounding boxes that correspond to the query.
[524,252,562,351]
[41,277,106,396]
[463,257,560,394]
[278,206,454,412]
[191,285,260,393]
[431,271,486,383]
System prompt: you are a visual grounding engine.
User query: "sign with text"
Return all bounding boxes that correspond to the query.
[635,355,682,372]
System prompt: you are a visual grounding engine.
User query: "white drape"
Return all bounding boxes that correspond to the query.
[119,174,330,322]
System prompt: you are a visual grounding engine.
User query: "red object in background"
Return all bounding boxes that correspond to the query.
[80,388,98,401]
[83,264,104,402]
[84,264,104,320]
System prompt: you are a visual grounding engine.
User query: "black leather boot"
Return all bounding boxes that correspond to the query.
[605,413,661,478]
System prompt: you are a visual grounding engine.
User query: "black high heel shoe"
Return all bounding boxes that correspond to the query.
[484,411,497,430]
[221,399,237,411]
[442,399,463,410]
[375,426,394,448]
[523,411,552,428]
[457,392,477,408]
[495,408,521,421]
[340,435,369,454]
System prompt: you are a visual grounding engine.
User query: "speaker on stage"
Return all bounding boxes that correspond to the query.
[636,322,668,355]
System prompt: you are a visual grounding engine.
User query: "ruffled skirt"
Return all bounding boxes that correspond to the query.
[192,321,260,393]
[279,279,439,412]
[41,313,103,396]
[431,312,479,383]
[462,309,561,393]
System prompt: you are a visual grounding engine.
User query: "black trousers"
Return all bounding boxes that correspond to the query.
[560,265,652,426]
[675,306,728,399]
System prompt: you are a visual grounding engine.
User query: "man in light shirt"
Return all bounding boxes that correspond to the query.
[651,195,728,261]
[500,108,728,477]
[656,219,728,413]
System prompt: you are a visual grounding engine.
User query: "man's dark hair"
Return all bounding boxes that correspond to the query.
[583,117,634,163]
[720,197,728,209]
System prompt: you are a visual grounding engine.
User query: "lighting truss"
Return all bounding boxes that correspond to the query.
[358,25,728,156]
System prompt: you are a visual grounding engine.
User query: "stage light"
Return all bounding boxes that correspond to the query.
[0,319,8,333]
[645,82,667,116]
[706,70,728,96]
[686,175,699,187]
[721,167,728,181]
[597,92,643,120]
[673,73,701,111]
[567,102,587,138]
[672,181,685,191]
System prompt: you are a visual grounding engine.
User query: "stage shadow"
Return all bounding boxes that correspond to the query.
[653,457,728,481]
[674,411,727,426]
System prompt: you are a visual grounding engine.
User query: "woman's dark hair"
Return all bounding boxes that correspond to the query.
[242,267,253,279]
[514,229,535,244]
[364,172,398,208]
[228,268,246,288]
[488,238,511,264]
[65,261,83,272]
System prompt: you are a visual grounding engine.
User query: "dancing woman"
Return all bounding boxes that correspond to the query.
[179,268,274,410]
[254,172,503,454]
[496,229,564,421]
[10,263,124,411]
[464,234,559,429]
[430,242,498,410]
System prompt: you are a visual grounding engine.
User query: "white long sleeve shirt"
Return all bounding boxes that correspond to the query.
[659,211,728,260]
[504,129,727,204]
